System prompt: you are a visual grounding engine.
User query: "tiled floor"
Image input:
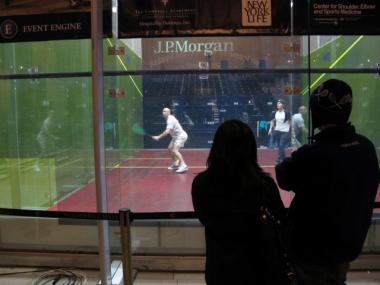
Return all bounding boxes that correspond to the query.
[135,272,205,285]
[134,271,380,285]
[0,267,101,285]
[0,268,380,284]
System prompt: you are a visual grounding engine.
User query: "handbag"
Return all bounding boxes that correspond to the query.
[257,181,298,285]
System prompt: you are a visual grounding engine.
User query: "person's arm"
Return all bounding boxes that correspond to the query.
[297,115,308,135]
[275,147,305,192]
[268,119,275,135]
[275,158,297,191]
[285,111,291,130]
[302,125,308,134]
[290,119,296,139]
[152,129,171,141]
[192,173,214,226]
[265,177,286,220]
[192,175,233,232]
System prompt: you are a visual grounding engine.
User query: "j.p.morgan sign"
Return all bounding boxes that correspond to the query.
[153,40,234,56]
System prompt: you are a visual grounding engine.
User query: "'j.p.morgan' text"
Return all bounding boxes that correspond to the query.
[153,40,234,56]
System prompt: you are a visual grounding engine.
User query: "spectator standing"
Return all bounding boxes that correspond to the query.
[268,99,291,163]
[276,79,380,285]
[292,105,308,148]
[192,120,287,285]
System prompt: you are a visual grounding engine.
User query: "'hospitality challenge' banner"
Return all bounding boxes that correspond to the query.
[118,0,291,38]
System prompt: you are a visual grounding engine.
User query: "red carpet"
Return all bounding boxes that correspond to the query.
[50,149,379,213]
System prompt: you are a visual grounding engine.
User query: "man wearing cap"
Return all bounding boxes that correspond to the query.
[276,79,380,284]
[268,99,291,163]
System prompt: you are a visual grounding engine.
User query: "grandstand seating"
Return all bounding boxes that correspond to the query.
[143,73,279,148]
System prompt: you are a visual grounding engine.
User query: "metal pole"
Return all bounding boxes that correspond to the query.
[307,0,313,142]
[119,209,133,285]
[91,0,112,284]
[289,0,294,113]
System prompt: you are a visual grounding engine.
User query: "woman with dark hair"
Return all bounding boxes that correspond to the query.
[192,119,287,285]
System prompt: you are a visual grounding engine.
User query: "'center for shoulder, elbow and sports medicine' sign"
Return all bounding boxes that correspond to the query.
[293,0,380,35]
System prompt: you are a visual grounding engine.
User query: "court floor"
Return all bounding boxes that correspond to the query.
[49,148,295,213]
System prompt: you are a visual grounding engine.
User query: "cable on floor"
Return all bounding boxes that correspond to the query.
[33,268,87,285]
[0,269,48,276]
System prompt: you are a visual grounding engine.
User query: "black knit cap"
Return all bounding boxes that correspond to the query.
[310,79,353,129]
[277,99,286,105]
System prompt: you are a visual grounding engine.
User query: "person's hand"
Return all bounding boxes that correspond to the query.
[152,136,159,141]
[268,129,272,136]
[291,136,296,146]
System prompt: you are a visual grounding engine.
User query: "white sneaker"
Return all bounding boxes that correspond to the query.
[176,164,188,173]
[168,163,179,170]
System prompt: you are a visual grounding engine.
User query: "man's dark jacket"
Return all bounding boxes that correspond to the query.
[276,123,380,265]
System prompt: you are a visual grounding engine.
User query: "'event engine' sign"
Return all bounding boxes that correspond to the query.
[0,0,111,42]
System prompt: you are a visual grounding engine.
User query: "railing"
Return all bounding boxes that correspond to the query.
[0,207,200,284]
[0,201,379,284]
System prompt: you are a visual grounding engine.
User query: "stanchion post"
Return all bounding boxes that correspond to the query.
[119,208,133,285]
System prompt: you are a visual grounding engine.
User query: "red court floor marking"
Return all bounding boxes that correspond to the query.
[50,149,378,213]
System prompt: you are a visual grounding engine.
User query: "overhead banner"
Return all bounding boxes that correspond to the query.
[118,0,291,38]
[294,0,380,35]
[0,1,111,43]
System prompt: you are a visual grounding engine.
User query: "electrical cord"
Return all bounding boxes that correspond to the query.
[33,268,87,285]
[0,269,48,276]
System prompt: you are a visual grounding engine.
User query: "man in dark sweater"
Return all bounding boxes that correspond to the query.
[276,79,380,285]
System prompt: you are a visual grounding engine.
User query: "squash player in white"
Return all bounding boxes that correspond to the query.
[153,108,189,173]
